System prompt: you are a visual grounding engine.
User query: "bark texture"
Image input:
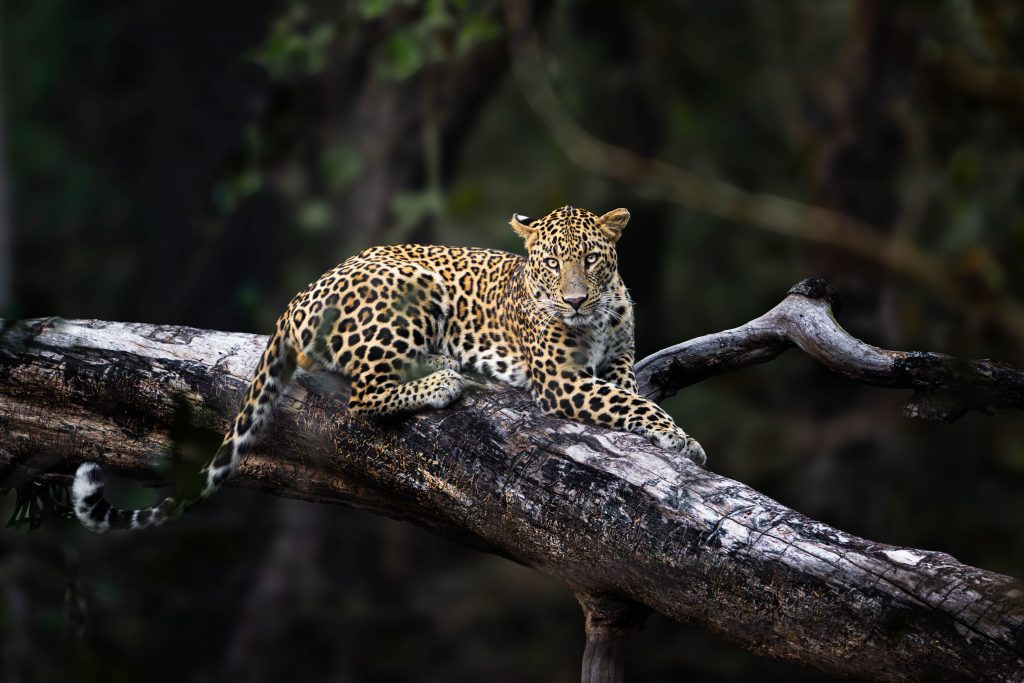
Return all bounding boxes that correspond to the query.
[636,280,1024,422]
[1,282,1023,681]
[574,589,650,683]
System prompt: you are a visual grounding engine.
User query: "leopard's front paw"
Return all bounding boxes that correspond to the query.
[426,369,465,409]
[680,435,706,467]
[644,427,707,467]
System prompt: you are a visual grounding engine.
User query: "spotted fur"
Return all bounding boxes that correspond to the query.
[72,206,705,532]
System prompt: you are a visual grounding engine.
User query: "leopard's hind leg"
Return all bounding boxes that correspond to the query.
[290,327,463,417]
[290,261,463,418]
[291,307,464,418]
[348,356,464,418]
[300,327,463,417]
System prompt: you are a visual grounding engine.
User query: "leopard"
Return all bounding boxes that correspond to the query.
[72,205,706,532]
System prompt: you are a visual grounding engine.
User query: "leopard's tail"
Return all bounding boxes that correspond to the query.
[72,320,296,533]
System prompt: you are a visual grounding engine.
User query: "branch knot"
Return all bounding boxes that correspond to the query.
[787,278,841,311]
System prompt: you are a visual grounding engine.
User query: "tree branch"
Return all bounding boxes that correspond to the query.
[636,278,1024,422]
[1,287,1023,681]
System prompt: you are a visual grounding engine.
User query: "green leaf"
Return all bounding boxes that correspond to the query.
[454,15,501,57]
[358,0,417,20]
[249,9,336,80]
[381,32,424,80]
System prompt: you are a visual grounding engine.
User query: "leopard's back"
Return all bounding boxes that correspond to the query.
[285,244,531,388]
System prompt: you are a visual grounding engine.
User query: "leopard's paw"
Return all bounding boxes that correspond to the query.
[680,435,707,467]
[426,369,465,409]
[645,427,707,467]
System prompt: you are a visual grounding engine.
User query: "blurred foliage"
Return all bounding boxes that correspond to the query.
[251,3,337,80]
[365,0,503,79]
[2,0,1024,681]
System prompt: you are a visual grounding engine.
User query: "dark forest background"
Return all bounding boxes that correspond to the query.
[1,1,1023,681]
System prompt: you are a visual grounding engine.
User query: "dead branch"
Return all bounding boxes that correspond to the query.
[636,279,1024,422]
[1,287,1023,681]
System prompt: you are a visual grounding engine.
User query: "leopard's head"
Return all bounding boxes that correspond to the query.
[510,205,630,327]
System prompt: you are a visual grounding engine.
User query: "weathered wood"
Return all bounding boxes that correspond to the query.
[636,279,1024,422]
[0,308,1023,681]
[573,589,650,683]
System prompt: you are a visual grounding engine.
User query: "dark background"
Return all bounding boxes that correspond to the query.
[1,1,1023,681]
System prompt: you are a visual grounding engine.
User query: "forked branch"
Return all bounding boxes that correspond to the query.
[636,278,1024,422]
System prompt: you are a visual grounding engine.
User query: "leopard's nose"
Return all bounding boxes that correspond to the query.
[563,295,586,311]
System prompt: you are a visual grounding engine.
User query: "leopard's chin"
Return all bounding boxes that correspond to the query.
[562,311,595,327]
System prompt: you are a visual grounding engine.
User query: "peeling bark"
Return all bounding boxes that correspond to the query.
[1,283,1023,681]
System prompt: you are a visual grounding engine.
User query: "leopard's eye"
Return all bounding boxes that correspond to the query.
[543,257,560,270]
[584,253,600,266]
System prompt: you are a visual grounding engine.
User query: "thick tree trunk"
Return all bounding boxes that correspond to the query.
[1,282,1023,681]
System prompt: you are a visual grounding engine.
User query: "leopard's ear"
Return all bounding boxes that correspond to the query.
[510,213,538,245]
[598,208,630,243]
